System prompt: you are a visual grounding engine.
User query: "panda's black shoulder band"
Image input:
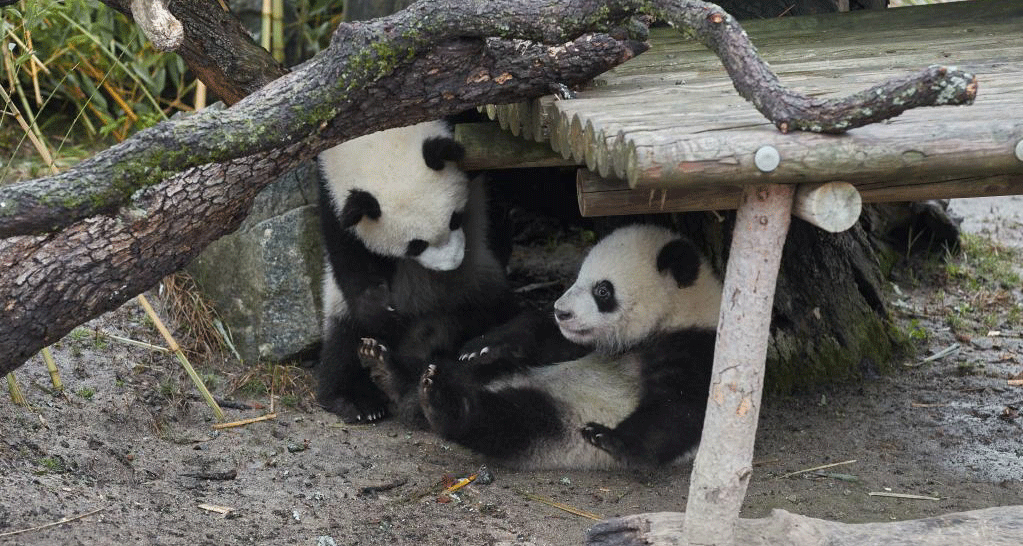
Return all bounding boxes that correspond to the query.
[422,137,465,171]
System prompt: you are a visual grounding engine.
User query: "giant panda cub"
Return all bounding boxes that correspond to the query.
[414,224,722,469]
[316,120,516,424]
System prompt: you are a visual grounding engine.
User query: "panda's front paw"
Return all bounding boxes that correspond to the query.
[581,422,626,457]
[458,336,527,367]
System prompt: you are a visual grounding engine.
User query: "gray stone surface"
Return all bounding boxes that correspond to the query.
[187,162,323,363]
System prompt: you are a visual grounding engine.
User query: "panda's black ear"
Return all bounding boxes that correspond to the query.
[657,239,701,288]
[339,190,381,228]
[422,137,465,171]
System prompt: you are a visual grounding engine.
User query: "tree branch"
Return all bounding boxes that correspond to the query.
[0,0,976,239]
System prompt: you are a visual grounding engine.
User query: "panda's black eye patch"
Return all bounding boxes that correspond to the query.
[406,239,429,257]
[449,211,463,231]
[592,280,617,313]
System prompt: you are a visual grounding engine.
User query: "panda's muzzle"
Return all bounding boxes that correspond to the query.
[414,227,466,271]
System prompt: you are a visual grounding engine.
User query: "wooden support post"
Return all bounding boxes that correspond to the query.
[682,183,794,546]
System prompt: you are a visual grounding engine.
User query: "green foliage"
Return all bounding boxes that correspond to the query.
[76,386,96,399]
[3,0,191,144]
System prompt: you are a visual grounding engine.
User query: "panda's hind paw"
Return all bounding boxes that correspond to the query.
[322,394,389,424]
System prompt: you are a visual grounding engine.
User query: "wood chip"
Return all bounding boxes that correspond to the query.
[197,503,233,515]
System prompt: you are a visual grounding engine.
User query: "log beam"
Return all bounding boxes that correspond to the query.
[576,170,861,233]
[683,183,794,546]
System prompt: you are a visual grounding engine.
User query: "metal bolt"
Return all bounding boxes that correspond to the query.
[1015,139,1023,162]
[755,145,780,172]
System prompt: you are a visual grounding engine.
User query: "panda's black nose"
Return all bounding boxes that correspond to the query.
[554,309,573,322]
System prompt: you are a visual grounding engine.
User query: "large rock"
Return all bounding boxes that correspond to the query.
[187,162,323,363]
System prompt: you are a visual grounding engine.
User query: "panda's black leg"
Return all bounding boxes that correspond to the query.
[419,364,473,438]
[316,317,390,423]
[420,363,565,460]
[582,400,705,466]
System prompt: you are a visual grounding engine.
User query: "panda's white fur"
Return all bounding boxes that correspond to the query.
[319,120,469,271]
[418,224,722,469]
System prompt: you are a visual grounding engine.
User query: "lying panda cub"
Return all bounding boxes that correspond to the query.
[316,120,517,425]
[363,224,722,469]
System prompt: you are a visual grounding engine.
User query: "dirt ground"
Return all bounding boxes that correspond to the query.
[2,197,1022,545]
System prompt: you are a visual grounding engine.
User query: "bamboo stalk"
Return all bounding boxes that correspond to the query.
[6,372,26,405]
[40,347,63,392]
[271,0,285,62]
[136,294,225,421]
[261,0,272,52]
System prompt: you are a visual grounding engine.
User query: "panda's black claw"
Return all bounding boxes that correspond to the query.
[581,422,625,457]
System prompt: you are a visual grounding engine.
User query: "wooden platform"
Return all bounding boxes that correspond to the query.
[470,0,1023,217]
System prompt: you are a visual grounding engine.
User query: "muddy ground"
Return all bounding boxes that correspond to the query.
[2,196,1022,545]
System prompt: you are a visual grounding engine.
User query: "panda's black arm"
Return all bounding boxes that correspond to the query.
[457,304,587,372]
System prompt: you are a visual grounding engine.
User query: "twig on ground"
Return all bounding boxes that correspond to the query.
[777,459,857,480]
[911,402,948,408]
[904,343,960,368]
[359,477,409,497]
[1008,379,1023,386]
[211,413,277,429]
[518,490,603,521]
[869,491,941,501]
[94,330,170,353]
[0,505,110,538]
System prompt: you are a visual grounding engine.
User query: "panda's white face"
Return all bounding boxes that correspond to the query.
[319,121,470,271]
[554,225,722,353]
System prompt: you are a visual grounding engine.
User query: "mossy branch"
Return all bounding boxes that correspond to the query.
[0,0,976,239]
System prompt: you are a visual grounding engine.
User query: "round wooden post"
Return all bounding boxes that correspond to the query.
[682,183,794,546]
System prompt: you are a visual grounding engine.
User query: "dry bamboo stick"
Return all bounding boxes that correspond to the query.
[6,372,26,405]
[212,413,277,430]
[136,294,224,421]
[40,347,63,391]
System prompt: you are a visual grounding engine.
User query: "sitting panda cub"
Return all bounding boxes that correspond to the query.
[380,224,722,469]
[316,120,516,424]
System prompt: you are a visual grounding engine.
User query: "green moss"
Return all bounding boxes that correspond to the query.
[765,312,906,395]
